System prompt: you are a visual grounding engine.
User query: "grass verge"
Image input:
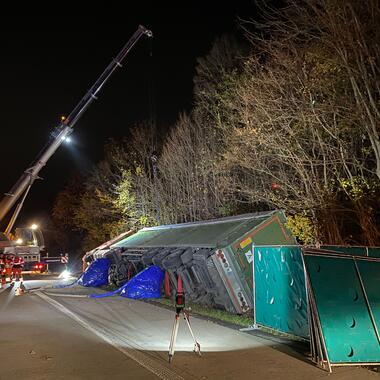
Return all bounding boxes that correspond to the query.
[100,283,119,292]
[150,297,253,327]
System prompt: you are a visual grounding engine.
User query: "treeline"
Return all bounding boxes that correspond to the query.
[53,0,380,250]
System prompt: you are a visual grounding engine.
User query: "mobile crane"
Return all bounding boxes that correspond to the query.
[0,25,152,272]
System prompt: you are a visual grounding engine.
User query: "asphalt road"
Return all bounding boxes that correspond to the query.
[0,275,377,380]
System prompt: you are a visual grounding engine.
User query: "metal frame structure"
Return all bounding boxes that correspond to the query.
[302,252,331,372]
[302,248,380,372]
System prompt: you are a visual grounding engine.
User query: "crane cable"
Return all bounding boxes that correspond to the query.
[148,36,157,138]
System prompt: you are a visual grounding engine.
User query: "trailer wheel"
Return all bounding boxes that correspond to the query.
[108,264,118,286]
[114,262,129,287]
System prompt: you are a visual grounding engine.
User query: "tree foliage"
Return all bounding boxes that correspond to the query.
[53,0,380,250]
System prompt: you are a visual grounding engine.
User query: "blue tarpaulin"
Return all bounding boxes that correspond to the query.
[77,258,111,287]
[90,265,164,299]
[120,265,164,299]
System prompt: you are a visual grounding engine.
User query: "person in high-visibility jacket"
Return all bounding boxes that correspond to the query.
[12,255,24,281]
[4,254,14,282]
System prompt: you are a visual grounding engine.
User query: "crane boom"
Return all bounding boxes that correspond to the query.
[0,25,152,228]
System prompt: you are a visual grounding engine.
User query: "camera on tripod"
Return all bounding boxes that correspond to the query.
[168,275,201,363]
[175,292,185,313]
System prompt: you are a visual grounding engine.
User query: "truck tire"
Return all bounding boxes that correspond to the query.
[108,264,118,286]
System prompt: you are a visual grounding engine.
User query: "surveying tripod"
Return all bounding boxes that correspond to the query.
[168,276,201,363]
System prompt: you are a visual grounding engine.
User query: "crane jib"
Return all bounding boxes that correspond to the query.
[0,25,152,228]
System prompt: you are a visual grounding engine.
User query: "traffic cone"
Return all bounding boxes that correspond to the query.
[164,271,171,297]
[177,275,183,293]
[15,282,26,296]
[20,282,26,292]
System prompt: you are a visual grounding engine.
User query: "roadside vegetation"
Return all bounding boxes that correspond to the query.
[153,297,253,328]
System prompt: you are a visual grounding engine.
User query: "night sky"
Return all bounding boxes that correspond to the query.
[0,2,255,230]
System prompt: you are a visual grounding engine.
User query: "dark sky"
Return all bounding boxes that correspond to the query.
[0,2,255,230]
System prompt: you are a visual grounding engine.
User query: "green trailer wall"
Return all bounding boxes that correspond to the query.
[227,213,296,297]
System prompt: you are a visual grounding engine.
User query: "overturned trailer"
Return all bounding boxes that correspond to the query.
[105,211,295,314]
[82,230,135,279]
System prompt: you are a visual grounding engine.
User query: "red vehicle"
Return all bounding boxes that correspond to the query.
[32,262,46,273]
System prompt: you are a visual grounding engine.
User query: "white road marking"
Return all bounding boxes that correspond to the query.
[35,291,185,380]
[42,291,88,298]
[0,283,14,294]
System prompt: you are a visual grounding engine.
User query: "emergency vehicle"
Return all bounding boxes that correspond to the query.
[0,253,25,284]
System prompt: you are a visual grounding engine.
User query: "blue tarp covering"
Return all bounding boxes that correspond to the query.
[90,265,164,299]
[120,265,164,299]
[77,258,111,287]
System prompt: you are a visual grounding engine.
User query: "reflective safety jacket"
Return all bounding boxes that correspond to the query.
[13,255,24,266]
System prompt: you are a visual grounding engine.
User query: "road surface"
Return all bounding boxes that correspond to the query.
[0,275,377,380]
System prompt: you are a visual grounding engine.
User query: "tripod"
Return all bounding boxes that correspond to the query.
[168,276,201,363]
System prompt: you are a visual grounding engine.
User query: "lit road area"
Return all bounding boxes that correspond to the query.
[0,275,377,380]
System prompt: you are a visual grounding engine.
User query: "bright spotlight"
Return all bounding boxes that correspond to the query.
[30,224,38,230]
[61,135,71,143]
[16,238,23,244]
[59,269,72,280]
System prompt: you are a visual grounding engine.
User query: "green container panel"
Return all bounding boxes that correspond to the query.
[216,217,266,247]
[321,245,380,258]
[304,255,380,363]
[113,212,289,249]
[356,260,380,333]
[368,248,380,258]
[229,216,297,295]
[321,246,368,257]
[112,229,163,248]
[254,246,309,338]
[251,221,294,246]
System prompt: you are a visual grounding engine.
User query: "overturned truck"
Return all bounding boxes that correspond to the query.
[84,211,296,314]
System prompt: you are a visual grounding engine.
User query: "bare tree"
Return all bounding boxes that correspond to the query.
[220,0,380,244]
